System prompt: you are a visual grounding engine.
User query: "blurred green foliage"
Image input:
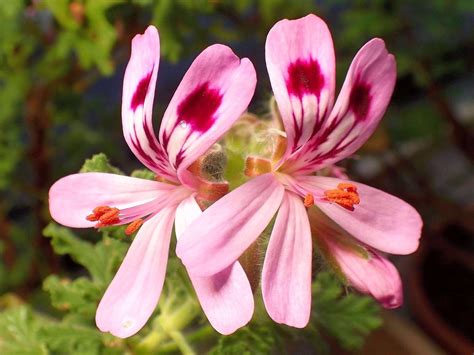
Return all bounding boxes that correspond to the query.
[0,213,381,354]
[0,0,472,353]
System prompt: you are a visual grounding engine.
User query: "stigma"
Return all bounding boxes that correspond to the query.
[324,183,360,211]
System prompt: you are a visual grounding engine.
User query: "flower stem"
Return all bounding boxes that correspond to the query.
[136,297,199,353]
[169,330,195,355]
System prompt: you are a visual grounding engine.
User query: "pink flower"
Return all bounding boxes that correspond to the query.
[49,26,256,337]
[177,15,422,327]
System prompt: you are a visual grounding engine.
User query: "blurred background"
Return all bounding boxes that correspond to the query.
[0,0,473,353]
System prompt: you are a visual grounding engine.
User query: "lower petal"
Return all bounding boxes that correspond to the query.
[296,175,422,255]
[262,192,312,327]
[176,173,285,276]
[95,207,175,338]
[322,237,403,308]
[175,197,254,334]
[49,172,176,228]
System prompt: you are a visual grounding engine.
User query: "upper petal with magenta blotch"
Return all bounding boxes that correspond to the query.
[284,38,396,174]
[122,26,177,182]
[266,14,336,161]
[159,44,256,183]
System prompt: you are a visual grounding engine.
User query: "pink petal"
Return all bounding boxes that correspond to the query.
[96,207,176,338]
[49,173,177,228]
[286,39,396,174]
[296,175,422,255]
[122,25,177,182]
[323,237,403,308]
[175,196,254,334]
[266,14,335,158]
[176,173,285,276]
[158,44,256,180]
[262,192,312,327]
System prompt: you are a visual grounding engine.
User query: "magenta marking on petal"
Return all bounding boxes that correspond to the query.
[131,129,158,169]
[349,83,371,121]
[142,117,161,155]
[177,82,222,133]
[131,70,153,111]
[286,58,325,98]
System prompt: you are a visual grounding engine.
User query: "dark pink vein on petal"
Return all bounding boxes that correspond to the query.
[291,80,373,171]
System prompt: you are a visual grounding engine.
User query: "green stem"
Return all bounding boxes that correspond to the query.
[159,298,198,332]
[169,330,195,355]
[136,297,199,353]
[136,327,168,353]
[147,325,216,354]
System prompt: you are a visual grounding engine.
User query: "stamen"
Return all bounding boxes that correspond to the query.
[86,213,99,222]
[336,182,357,193]
[244,157,272,177]
[86,206,116,223]
[324,183,360,211]
[125,219,144,236]
[93,206,114,216]
[86,205,121,227]
[303,193,314,208]
[98,208,120,226]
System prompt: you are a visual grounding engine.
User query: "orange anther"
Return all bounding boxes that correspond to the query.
[324,183,360,211]
[86,213,99,222]
[93,206,113,216]
[337,182,357,193]
[303,193,314,208]
[98,208,120,226]
[86,205,115,223]
[125,219,144,236]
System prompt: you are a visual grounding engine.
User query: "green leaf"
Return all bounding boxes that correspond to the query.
[131,168,156,180]
[79,153,124,174]
[40,322,122,355]
[209,325,277,355]
[43,276,101,317]
[43,223,127,285]
[0,306,48,355]
[312,272,382,350]
[43,0,80,30]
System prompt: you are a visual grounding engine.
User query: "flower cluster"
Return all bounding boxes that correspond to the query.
[49,14,422,338]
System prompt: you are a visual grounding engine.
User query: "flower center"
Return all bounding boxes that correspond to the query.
[324,183,360,211]
[244,157,272,177]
